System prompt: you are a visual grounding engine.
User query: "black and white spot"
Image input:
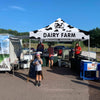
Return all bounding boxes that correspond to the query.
[45,27,52,31]
[67,25,74,28]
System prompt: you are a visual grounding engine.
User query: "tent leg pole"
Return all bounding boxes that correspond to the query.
[88,36,90,51]
[27,39,31,82]
[29,39,31,62]
[88,36,90,60]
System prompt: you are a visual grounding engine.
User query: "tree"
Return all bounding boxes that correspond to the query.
[89,27,100,47]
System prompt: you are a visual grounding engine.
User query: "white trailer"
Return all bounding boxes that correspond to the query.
[0,34,22,71]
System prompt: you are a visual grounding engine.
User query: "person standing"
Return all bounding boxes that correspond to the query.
[48,45,54,68]
[33,53,43,87]
[37,42,44,53]
[75,43,82,59]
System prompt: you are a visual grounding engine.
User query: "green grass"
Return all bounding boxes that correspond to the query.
[29,43,100,52]
[29,43,73,49]
[29,43,100,61]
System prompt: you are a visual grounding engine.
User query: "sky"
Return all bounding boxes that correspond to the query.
[0,0,100,32]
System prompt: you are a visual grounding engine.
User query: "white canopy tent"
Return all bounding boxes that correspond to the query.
[29,18,90,50]
[30,18,89,41]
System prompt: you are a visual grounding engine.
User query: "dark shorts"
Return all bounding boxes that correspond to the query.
[75,54,80,59]
[35,71,42,75]
[49,56,54,60]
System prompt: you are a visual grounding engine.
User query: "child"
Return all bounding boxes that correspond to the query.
[33,53,43,87]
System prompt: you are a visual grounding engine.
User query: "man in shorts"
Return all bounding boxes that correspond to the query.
[48,45,54,68]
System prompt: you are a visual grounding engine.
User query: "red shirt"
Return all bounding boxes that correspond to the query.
[75,46,81,54]
[48,47,54,57]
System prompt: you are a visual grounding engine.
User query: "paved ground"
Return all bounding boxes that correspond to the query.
[0,67,99,100]
[88,80,100,100]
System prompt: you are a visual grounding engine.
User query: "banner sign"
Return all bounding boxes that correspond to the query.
[43,32,76,38]
[87,63,97,71]
[0,35,11,71]
[30,31,89,40]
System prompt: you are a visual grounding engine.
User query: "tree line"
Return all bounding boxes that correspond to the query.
[89,27,100,47]
[0,29,29,36]
[0,27,100,47]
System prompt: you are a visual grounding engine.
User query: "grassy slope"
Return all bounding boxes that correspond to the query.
[30,43,100,52]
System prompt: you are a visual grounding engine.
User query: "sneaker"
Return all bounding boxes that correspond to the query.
[38,81,41,87]
[35,81,38,87]
[51,65,53,69]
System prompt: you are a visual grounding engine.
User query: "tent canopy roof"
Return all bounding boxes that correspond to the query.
[29,18,89,41]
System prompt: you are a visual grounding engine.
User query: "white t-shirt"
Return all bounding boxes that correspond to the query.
[33,58,42,71]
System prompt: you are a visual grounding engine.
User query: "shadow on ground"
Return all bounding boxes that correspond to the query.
[8,68,36,85]
[71,80,100,90]
[14,71,36,85]
[47,66,100,91]
[47,66,79,77]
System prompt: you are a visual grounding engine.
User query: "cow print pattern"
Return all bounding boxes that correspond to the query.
[82,37,84,39]
[31,18,89,40]
[54,29,58,32]
[67,25,74,28]
[79,29,89,35]
[45,27,52,30]
[34,30,38,33]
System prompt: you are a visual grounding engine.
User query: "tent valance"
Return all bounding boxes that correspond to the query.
[29,18,89,41]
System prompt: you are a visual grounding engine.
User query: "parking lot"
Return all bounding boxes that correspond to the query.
[0,67,100,100]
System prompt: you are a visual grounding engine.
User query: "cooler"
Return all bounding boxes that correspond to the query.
[97,63,100,79]
[80,60,98,80]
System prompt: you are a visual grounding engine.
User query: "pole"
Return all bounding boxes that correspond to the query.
[88,35,90,51]
[29,39,31,61]
[27,39,31,82]
[79,41,80,46]
[88,35,90,60]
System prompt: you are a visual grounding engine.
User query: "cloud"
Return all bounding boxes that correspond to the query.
[10,6,25,11]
